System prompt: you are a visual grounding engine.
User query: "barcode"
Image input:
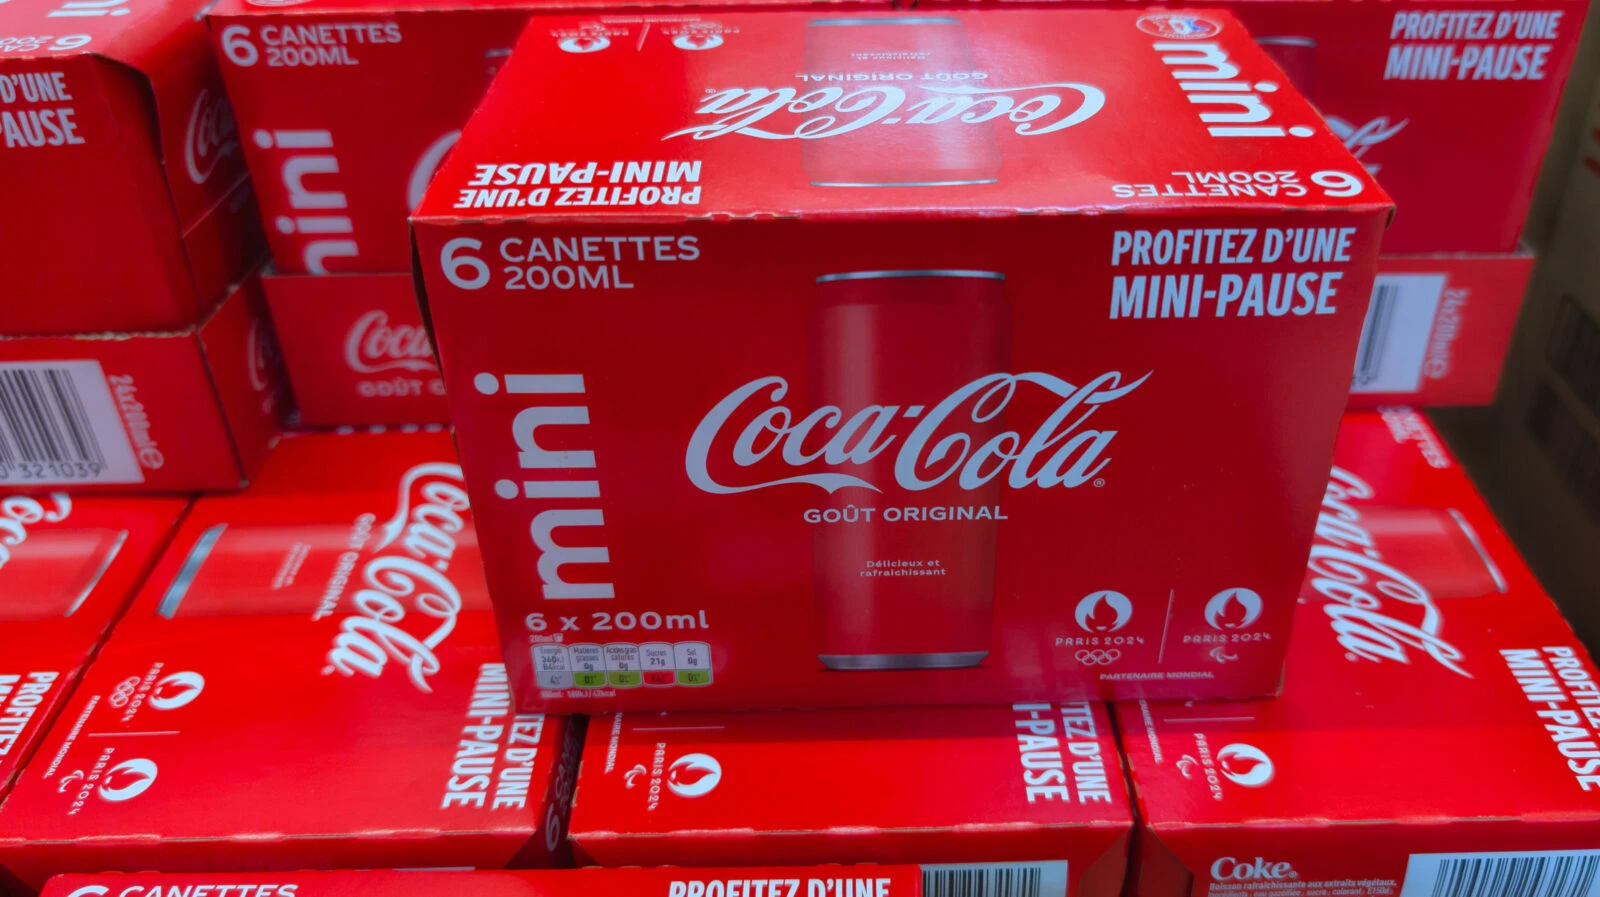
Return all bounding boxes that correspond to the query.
[921,862,1067,897]
[0,361,142,485]
[1400,851,1600,897]
[1351,273,1447,394]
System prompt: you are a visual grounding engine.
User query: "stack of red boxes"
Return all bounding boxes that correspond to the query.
[0,430,581,894]
[411,8,1393,708]
[2,1,1598,896]
[0,0,283,493]
[0,495,187,808]
[206,0,892,428]
[903,0,1589,407]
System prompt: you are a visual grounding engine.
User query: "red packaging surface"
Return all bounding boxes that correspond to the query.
[0,494,187,802]
[0,431,581,893]
[1,0,263,335]
[571,704,1130,897]
[263,270,448,427]
[207,0,888,276]
[38,868,926,897]
[907,2,1588,255]
[1348,249,1535,408]
[1117,407,1600,897]
[0,268,285,494]
[412,10,1393,709]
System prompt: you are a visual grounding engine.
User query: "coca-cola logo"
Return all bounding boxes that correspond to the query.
[1325,115,1408,164]
[665,82,1105,142]
[407,130,461,212]
[344,310,437,375]
[184,88,240,185]
[1307,467,1469,677]
[323,463,472,693]
[686,371,1148,495]
[1212,857,1296,882]
[0,494,71,571]
[246,319,281,394]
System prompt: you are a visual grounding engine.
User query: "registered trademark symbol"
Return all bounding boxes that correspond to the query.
[1093,478,1106,488]
[1346,653,1358,662]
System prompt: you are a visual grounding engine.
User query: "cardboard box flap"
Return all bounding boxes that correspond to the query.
[413,10,1393,226]
[207,0,875,18]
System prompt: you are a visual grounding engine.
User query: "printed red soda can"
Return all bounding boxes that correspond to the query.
[801,17,1001,188]
[1361,506,1507,600]
[1254,36,1318,97]
[156,522,488,617]
[808,270,1010,669]
[0,528,128,622]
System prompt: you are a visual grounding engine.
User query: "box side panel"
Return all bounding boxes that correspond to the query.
[262,271,448,427]
[0,56,193,334]
[419,203,1387,712]
[1347,251,1535,408]
[210,9,531,273]
[0,331,238,493]
[197,268,285,485]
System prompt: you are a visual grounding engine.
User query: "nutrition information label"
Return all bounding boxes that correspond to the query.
[532,641,714,689]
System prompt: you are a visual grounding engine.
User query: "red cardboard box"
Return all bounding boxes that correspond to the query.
[571,704,1130,897]
[0,269,285,494]
[1348,249,1535,408]
[412,10,1393,709]
[1117,407,1600,897]
[263,270,448,427]
[207,0,889,276]
[0,495,187,802]
[907,2,1588,255]
[0,431,581,893]
[38,868,926,897]
[1,0,263,335]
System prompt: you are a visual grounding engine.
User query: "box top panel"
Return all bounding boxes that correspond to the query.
[40,868,928,897]
[0,0,205,65]
[414,10,1392,224]
[208,0,881,19]
[0,431,564,847]
[0,495,188,794]
[1118,408,1600,830]
[572,703,1129,842]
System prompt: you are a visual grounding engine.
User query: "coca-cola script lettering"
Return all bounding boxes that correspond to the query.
[0,494,71,570]
[665,83,1105,141]
[345,310,437,375]
[324,463,471,692]
[184,88,240,185]
[686,371,1148,494]
[1306,466,1469,677]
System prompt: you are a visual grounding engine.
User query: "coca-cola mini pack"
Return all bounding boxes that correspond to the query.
[0,269,285,494]
[0,431,581,894]
[37,867,926,897]
[263,270,449,427]
[0,494,187,802]
[1,0,262,335]
[570,704,1130,897]
[207,0,888,277]
[413,9,1393,709]
[1117,408,1600,897]
[909,0,1589,255]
